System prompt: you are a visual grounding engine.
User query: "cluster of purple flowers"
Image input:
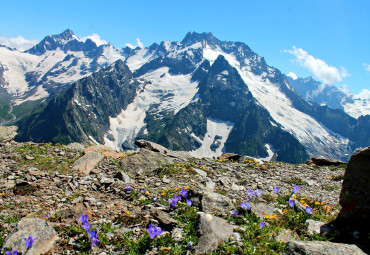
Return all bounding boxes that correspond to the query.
[169,189,192,209]
[240,201,251,211]
[292,184,301,194]
[146,224,163,239]
[5,249,17,255]
[78,214,100,246]
[25,236,37,249]
[246,188,264,199]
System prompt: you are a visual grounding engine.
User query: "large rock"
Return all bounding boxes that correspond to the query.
[308,157,346,166]
[285,241,366,255]
[195,212,235,254]
[120,148,175,175]
[135,140,168,153]
[151,208,177,230]
[72,151,105,175]
[0,126,18,143]
[201,191,233,215]
[218,153,241,162]
[334,147,370,239]
[4,217,59,255]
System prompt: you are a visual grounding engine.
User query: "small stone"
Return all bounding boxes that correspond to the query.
[193,168,207,177]
[72,151,105,175]
[275,229,297,243]
[306,219,331,235]
[25,155,35,160]
[66,142,85,151]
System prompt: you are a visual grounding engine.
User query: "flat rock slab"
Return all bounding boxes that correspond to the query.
[120,149,175,175]
[309,157,346,166]
[66,142,85,151]
[0,126,18,143]
[286,241,366,255]
[251,202,276,220]
[4,217,59,255]
[72,151,105,175]
[135,140,168,153]
[195,212,235,254]
[201,190,233,215]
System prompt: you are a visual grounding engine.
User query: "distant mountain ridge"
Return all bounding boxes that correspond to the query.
[6,30,368,163]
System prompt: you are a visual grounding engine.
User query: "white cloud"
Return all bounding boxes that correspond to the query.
[0,35,38,51]
[81,33,107,46]
[357,89,370,100]
[363,63,370,72]
[284,46,349,85]
[286,72,298,80]
[125,38,144,49]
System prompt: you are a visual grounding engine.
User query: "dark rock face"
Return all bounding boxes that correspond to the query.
[334,146,370,245]
[218,153,241,161]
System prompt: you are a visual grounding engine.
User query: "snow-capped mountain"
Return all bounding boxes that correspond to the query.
[8,31,370,163]
[0,29,123,106]
[286,76,370,118]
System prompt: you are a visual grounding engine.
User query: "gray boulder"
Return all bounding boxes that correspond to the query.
[0,126,18,143]
[195,212,235,254]
[72,151,105,175]
[308,157,346,166]
[201,190,233,215]
[4,217,59,255]
[135,140,168,153]
[285,241,366,255]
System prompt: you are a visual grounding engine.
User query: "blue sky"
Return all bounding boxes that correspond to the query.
[0,0,369,96]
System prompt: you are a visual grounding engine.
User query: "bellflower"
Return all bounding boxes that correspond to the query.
[246,189,255,199]
[125,185,131,192]
[292,184,301,194]
[259,221,266,229]
[305,206,313,214]
[179,189,188,198]
[25,236,37,249]
[230,210,238,216]
[273,187,280,194]
[240,201,251,210]
[288,199,295,208]
[5,249,17,255]
[255,189,264,197]
[186,199,192,207]
[187,241,193,248]
[146,224,163,239]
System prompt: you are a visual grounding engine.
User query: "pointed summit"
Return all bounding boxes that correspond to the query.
[181,32,220,47]
[59,29,75,40]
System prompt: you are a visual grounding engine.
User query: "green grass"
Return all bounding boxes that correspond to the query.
[285,177,308,186]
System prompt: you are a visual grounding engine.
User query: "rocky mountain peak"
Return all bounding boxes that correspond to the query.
[181,31,220,47]
[58,29,75,41]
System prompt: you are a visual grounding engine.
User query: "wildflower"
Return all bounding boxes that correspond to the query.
[292,184,301,194]
[161,192,166,196]
[240,201,251,211]
[125,210,130,215]
[246,189,255,199]
[90,237,100,246]
[146,224,163,239]
[325,205,330,213]
[78,214,89,224]
[305,206,313,214]
[187,241,193,247]
[315,201,321,205]
[273,187,280,194]
[186,199,192,207]
[5,250,17,255]
[125,185,131,192]
[230,210,238,216]
[179,189,188,198]
[255,189,264,197]
[46,212,50,218]
[288,199,295,208]
[140,189,146,193]
[270,214,277,219]
[169,194,182,209]
[259,221,266,229]
[184,186,190,190]
[25,236,37,249]
[292,194,297,199]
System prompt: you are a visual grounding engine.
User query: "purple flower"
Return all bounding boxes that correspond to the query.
[240,201,251,210]
[230,210,238,216]
[140,189,146,193]
[187,241,193,247]
[259,221,266,229]
[78,214,89,224]
[25,235,37,249]
[169,194,182,209]
[305,206,313,214]
[246,189,255,199]
[288,199,295,208]
[273,187,280,194]
[179,189,188,198]
[82,221,91,232]
[255,189,264,197]
[125,185,131,192]
[5,250,17,255]
[186,199,192,207]
[146,224,163,239]
[90,237,100,246]
[292,184,301,194]
[174,194,182,202]
[45,212,50,218]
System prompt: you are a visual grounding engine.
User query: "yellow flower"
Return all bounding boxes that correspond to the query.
[0,192,5,196]
[161,192,166,196]
[184,186,190,190]
[303,203,308,207]
[310,201,314,204]
[292,195,297,199]
[175,187,180,191]
[265,215,270,219]
[315,201,321,205]
[302,197,307,200]
[300,200,305,204]
[321,202,325,205]
[145,191,150,195]
[270,215,277,219]
[125,210,130,215]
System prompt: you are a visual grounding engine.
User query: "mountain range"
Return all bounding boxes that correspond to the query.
[1,30,369,163]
